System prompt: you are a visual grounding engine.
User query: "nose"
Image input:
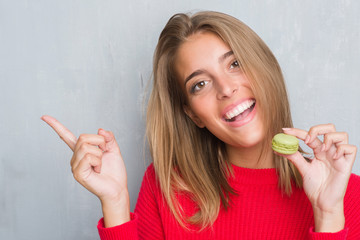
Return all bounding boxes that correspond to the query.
[215,76,238,100]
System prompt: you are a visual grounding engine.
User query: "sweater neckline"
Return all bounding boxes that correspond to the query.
[229,164,279,185]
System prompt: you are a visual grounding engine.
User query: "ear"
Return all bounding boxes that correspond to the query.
[183,105,205,128]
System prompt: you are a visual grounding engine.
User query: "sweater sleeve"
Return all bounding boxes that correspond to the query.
[97,213,138,240]
[97,164,165,240]
[308,227,348,240]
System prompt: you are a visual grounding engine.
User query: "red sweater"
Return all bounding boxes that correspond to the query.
[98,164,360,239]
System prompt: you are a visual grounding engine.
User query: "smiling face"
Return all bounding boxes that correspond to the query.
[175,32,267,151]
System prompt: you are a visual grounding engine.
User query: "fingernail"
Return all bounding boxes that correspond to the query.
[282,128,291,131]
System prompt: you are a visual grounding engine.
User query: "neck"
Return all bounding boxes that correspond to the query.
[226,142,274,169]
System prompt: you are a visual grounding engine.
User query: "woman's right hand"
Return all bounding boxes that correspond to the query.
[41,115,130,227]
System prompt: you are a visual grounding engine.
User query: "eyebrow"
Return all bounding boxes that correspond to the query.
[183,50,234,86]
[219,50,234,63]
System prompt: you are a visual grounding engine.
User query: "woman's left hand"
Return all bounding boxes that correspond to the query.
[281,124,357,232]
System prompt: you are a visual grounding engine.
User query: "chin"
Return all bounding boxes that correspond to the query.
[232,128,266,149]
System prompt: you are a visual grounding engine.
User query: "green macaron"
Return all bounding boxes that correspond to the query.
[272,133,299,155]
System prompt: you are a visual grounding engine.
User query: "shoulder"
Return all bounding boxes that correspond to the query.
[345,173,360,200]
[139,163,161,196]
[343,173,360,236]
[346,173,360,194]
[350,172,360,183]
[142,163,157,185]
[344,173,360,228]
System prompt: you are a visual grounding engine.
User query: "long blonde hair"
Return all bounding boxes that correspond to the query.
[146,11,302,230]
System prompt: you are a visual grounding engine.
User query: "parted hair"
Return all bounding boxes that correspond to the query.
[146,11,302,230]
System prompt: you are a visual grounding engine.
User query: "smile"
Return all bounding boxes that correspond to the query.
[223,99,256,122]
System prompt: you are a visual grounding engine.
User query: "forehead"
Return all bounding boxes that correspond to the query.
[174,32,231,81]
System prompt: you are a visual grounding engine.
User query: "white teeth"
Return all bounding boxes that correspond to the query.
[225,100,255,120]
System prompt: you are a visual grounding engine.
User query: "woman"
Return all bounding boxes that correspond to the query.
[42,11,360,239]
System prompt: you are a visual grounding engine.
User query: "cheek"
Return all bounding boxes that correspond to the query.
[189,99,214,121]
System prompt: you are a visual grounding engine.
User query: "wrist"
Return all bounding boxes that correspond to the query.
[313,204,345,233]
[100,190,131,228]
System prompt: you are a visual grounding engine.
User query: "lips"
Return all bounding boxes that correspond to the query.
[221,99,257,127]
[224,99,256,121]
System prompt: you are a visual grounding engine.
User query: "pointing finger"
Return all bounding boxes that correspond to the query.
[41,115,77,151]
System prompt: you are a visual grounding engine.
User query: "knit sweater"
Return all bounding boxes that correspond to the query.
[98,164,360,239]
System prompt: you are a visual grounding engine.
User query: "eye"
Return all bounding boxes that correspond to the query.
[230,60,240,69]
[190,80,208,93]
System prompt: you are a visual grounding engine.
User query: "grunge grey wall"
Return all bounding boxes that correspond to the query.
[1,0,359,239]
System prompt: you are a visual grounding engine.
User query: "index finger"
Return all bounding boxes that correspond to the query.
[282,127,322,152]
[41,115,77,151]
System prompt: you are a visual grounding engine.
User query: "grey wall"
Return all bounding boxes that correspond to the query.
[1,0,359,239]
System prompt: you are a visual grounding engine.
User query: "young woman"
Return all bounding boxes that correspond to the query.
[42,11,360,239]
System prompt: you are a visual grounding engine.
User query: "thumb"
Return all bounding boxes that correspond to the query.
[98,129,120,153]
[277,151,310,177]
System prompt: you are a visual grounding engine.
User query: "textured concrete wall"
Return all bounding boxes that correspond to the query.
[1,0,359,239]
